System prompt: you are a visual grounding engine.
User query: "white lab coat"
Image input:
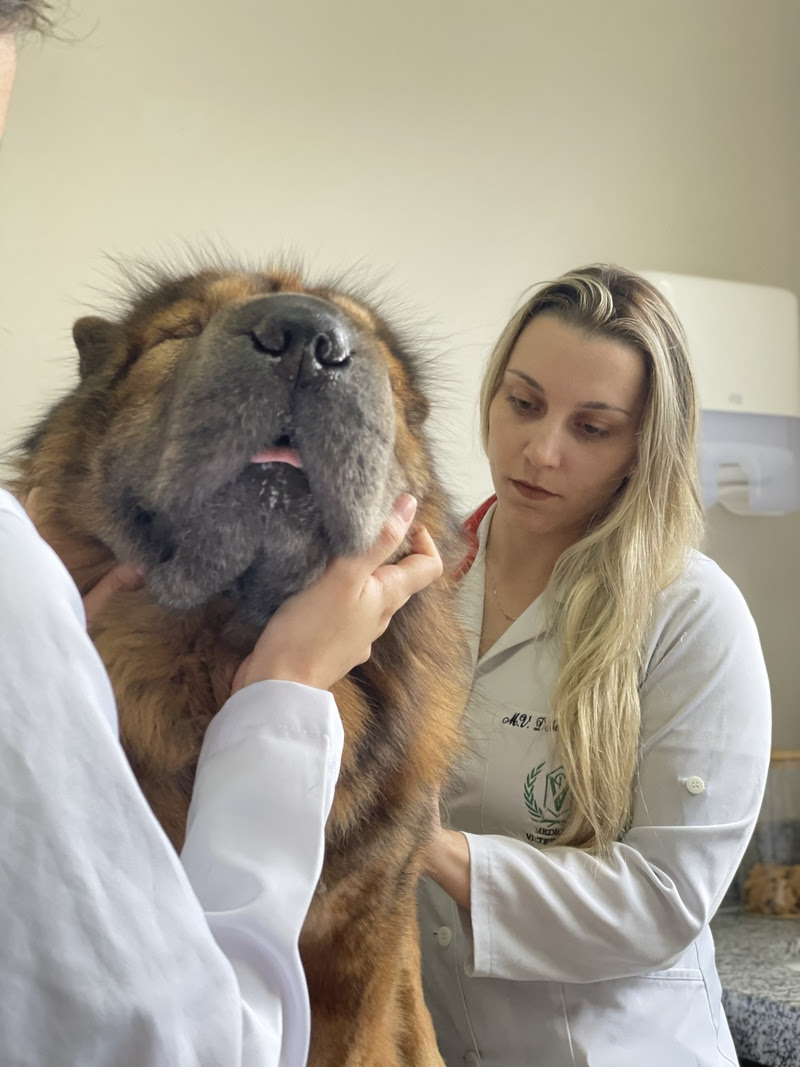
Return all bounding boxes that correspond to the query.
[0,488,342,1067]
[419,502,771,1067]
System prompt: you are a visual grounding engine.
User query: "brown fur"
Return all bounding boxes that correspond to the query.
[12,263,468,1065]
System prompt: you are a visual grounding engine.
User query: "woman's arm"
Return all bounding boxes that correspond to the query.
[432,555,771,984]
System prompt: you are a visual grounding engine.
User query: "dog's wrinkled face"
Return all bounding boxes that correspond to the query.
[44,267,434,626]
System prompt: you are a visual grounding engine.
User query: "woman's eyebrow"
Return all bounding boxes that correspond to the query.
[507,369,544,391]
[507,369,631,416]
[581,400,632,416]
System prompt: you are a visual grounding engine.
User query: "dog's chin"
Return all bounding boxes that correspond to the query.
[229,553,330,628]
[131,498,357,626]
[144,551,330,626]
[140,506,325,615]
[108,456,391,622]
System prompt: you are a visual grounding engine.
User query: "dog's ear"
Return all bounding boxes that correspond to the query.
[73,316,122,380]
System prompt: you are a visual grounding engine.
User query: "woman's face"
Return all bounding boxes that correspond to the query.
[487,313,647,542]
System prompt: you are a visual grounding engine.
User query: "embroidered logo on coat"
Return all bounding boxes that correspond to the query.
[524,762,570,840]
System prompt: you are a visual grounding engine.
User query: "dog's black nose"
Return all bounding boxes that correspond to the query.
[246,294,353,376]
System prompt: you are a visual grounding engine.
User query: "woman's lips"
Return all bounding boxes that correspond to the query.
[511,479,556,500]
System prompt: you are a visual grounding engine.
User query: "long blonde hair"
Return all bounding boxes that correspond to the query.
[480,264,704,851]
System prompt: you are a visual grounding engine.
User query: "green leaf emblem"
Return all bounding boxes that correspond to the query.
[524,762,546,821]
[524,763,570,827]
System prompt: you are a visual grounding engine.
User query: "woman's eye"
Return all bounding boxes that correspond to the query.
[506,394,535,414]
[581,422,610,439]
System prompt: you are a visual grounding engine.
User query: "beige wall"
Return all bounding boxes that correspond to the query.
[1,0,799,739]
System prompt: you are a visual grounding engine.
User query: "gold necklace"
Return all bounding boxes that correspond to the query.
[485,557,520,623]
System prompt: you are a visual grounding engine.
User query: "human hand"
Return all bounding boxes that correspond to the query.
[81,561,147,635]
[422,790,445,862]
[422,794,471,912]
[25,488,146,634]
[231,493,442,694]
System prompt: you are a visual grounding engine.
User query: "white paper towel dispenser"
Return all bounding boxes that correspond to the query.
[642,272,800,514]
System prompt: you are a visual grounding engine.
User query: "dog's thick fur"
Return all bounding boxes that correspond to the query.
[13,264,469,1066]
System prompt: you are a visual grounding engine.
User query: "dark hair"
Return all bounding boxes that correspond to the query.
[0,0,53,33]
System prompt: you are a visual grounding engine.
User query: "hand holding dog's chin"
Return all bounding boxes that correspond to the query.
[231,493,444,694]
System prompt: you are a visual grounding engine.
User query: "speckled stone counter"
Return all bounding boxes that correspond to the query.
[711,911,800,1066]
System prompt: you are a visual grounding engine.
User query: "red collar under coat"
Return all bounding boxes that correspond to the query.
[455,495,497,580]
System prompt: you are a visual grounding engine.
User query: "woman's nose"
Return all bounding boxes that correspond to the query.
[523,420,562,469]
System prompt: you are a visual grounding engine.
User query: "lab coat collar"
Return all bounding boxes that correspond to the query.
[460,501,556,672]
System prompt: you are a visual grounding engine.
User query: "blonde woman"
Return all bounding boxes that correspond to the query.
[421,264,770,1066]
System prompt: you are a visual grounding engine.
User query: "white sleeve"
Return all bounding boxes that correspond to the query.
[0,491,342,1066]
[462,558,771,983]
[181,682,343,1067]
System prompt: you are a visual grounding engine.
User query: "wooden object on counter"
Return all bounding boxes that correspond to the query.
[742,750,800,918]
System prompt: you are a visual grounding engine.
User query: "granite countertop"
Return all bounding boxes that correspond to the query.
[712,911,800,1066]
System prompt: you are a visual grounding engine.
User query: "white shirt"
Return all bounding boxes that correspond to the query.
[0,488,343,1067]
[419,502,771,1067]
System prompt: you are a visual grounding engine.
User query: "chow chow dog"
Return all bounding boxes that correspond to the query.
[12,261,468,1066]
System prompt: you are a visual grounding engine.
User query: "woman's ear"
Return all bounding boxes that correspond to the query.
[616,465,638,493]
[72,316,121,380]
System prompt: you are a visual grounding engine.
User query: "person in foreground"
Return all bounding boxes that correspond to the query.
[1,9,443,1066]
[420,264,771,1066]
[1,488,437,1067]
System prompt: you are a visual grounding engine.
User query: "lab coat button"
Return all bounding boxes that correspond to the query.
[686,775,705,795]
[436,925,452,947]
[464,1052,481,1066]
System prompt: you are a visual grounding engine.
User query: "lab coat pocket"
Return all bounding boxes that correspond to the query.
[561,971,719,1067]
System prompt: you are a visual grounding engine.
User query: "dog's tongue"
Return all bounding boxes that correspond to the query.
[250,447,303,469]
